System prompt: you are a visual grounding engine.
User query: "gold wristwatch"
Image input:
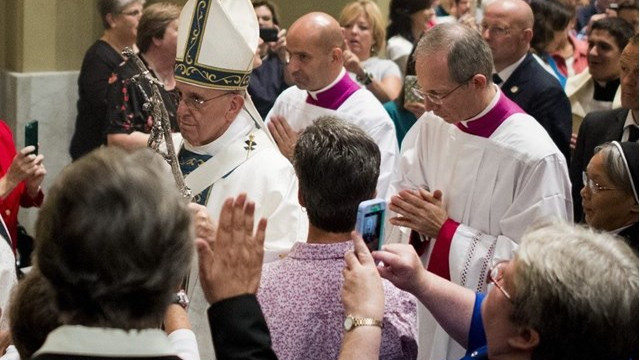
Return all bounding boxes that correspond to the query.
[343,314,384,331]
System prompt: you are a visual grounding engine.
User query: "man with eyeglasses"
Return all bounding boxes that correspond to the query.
[265,12,398,199]
[481,0,572,162]
[172,1,307,358]
[341,219,638,359]
[386,23,572,360]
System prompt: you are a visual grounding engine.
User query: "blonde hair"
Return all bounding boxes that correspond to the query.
[339,0,387,56]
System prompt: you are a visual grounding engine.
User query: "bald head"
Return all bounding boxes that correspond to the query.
[286,12,345,90]
[289,12,344,52]
[482,0,534,71]
[485,0,534,29]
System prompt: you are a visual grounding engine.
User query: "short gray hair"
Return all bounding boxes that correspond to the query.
[98,0,146,29]
[293,116,380,232]
[36,147,193,330]
[594,142,634,199]
[512,219,638,360]
[415,23,493,83]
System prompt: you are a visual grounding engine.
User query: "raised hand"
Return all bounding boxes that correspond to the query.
[196,193,267,304]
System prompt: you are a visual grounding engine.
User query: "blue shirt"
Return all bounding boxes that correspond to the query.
[459,293,488,360]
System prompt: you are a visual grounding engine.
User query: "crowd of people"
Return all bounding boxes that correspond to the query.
[0,0,637,359]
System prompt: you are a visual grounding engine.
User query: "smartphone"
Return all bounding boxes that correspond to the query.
[259,27,279,42]
[404,75,421,105]
[355,199,386,252]
[24,120,38,155]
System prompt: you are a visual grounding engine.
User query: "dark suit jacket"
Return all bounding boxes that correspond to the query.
[502,53,572,162]
[209,294,278,360]
[570,107,629,221]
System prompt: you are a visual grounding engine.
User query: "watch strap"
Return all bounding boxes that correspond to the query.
[353,317,383,327]
[344,314,383,331]
[357,70,374,85]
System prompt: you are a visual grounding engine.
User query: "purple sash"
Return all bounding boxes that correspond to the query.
[306,72,361,110]
[456,90,525,138]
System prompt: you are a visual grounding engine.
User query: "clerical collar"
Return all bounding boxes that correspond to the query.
[495,53,527,87]
[457,85,525,138]
[306,68,360,110]
[593,78,620,101]
[183,109,253,156]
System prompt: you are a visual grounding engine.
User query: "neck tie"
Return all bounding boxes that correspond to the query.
[492,73,503,85]
[629,126,638,142]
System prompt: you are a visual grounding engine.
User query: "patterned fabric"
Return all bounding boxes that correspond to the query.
[106,55,179,136]
[178,149,212,205]
[257,241,418,360]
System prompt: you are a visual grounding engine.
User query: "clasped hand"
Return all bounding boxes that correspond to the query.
[388,188,448,239]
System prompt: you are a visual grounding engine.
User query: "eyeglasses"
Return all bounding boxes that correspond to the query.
[176,90,233,111]
[411,76,474,105]
[120,9,142,17]
[486,260,513,302]
[480,24,510,37]
[582,171,617,193]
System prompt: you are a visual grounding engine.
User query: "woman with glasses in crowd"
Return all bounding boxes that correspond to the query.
[69,0,144,160]
[581,141,638,253]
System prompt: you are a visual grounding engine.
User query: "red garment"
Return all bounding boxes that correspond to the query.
[0,121,43,250]
[552,34,589,78]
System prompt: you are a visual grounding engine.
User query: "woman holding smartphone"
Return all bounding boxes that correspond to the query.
[249,0,293,118]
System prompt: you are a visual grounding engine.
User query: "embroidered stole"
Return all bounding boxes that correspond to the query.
[179,129,270,206]
[179,150,213,205]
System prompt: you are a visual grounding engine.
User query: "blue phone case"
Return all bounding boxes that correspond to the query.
[355,198,386,251]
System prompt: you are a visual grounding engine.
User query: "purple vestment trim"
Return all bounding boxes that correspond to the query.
[305,71,360,110]
[456,90,525,138]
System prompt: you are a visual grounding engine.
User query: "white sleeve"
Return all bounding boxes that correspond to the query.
[168,329,200,360]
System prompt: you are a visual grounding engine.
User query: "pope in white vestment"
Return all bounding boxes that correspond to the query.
[170,1,308,358]
[389,87,573,359]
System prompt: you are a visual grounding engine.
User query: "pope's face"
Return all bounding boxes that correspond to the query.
[175,82,237,146]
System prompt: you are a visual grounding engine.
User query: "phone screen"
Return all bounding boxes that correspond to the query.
[356,199,386,252]
[25,120,38,155]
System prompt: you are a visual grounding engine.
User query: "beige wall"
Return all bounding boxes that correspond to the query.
[0,0,390,73]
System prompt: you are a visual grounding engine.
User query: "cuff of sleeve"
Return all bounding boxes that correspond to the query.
[207,294,274,359]
[426,218,459,281]
[32,189,44,206]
